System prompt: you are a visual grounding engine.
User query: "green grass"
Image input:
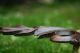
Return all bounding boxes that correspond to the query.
[0,3,80,53]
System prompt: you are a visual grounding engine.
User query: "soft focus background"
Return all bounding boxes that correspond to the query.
[0,0,80,53]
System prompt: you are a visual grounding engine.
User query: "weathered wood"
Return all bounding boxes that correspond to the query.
[0,25,80,53]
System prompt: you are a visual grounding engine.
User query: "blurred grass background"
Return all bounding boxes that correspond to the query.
[0,0,80,53]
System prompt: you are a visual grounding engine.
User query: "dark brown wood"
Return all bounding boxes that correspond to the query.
[73,44,79,53]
